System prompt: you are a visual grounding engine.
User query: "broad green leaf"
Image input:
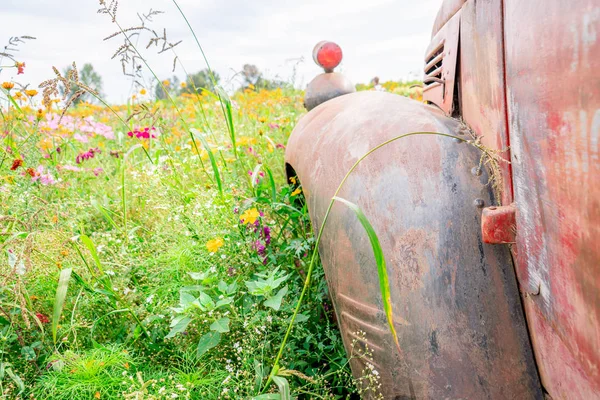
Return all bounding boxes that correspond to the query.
[188,271,206,280]
[180,291,196,306]
[165,316,191,339]
[264,286,288,311]
[215,297,233,308]
[333,196,401,352]
[52,268,72,344]
[197,331,221,357]
[198,292,215,309]
[209,317,230,333]
[293,313,309,324]
[272,376,291,400]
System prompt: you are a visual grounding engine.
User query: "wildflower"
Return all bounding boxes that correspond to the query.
[140,88,147,95]
[162,80,170,87]
[94,392,101,399]
[16,61,25,74]
[258,116,267,123]
[180,82,186,88]
[261,226,271,245]
[35,313,50,324]
[92,167,103,176]
[2,82,14,91]
[109,150,120,158]
[36,108,44,120]
[206,237,224,253]
[26,167,37,177]
[289,176,297,184]
[56,147,61,154]
[10,159,23,171]
[75,148,100,164]
[25,89,38,97]
[269,123,280,130]
[13,91,23,100]
[291,187,302,196]
[127,127,157,139]
[240,208,260,225]
[276,143,285,149]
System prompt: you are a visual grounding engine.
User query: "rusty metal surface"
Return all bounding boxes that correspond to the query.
[481,204,516,244]
[459,0,514,206]
[285,91,542,399]
[504,0,600,398]
[431,0,467,38]
[303,72,355,111]
[423,10,460,115]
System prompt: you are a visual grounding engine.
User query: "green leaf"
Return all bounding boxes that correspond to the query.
[264,165,277,203]
[209,317,230,333]
[197,331,221,357]
[52,268,72,344]
[5,366,24,394]
[293,313,309,324]
[165,316,192,339]
[80,235,105,275]
[264,286,288,311]
[188,271,207,280]
[272,376,291,400]
[180,292,196,306]
[333,196,401,352]
[191,128,223,197]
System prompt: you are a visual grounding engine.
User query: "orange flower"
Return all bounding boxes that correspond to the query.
[140,88,147,95]
[25,89,38,97]
[2,82,14,90]
[13,91,23,100]
[180,82,187,88]
[162,80,170,87]
[15,61,25,75]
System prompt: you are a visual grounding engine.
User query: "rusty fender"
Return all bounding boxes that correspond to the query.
[285,91,542,399]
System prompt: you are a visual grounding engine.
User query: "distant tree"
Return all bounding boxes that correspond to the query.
[61,63,104,104]
[180,69,220,95]
[240,64,288,91]
[154,75,180,100]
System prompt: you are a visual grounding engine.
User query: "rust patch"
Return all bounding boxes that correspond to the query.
[391,229,436,291]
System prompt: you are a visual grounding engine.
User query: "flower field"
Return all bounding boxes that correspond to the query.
[0,9,422,397]
[0,74,428,397]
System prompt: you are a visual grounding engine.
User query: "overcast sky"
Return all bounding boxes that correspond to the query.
[1,0,440,103]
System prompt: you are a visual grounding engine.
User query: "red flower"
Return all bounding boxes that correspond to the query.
[36,313,50,324]
[26,167,37,177]
[10,159,23,170]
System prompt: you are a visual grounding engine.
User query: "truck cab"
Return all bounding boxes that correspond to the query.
[285,0,600,398]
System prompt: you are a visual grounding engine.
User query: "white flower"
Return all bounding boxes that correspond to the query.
[146,294,155,304]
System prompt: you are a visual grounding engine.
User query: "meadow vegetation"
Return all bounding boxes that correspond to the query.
[0,3,422,399]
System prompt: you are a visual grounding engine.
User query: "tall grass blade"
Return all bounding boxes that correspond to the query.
[80,234,105,276]
[191,128,223,197]
[52,268,72,344]
[332,196,401,352]
[264,165,277,203]
[215,86,237,158]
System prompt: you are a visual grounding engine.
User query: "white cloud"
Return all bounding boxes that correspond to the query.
[0,0,440,103]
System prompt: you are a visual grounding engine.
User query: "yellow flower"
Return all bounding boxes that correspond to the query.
[94,392,101,399]
[206,237,224,253]
[240,208,260,225]
[180,82,187,88]
[291,187,302,196]
[140,88,147,95]
[289,176,297,185]
[162,80,170,87]
[13,91,23,100]
[25,89,38,97]
[2,82,14,90]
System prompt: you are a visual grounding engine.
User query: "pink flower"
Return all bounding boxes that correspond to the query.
[31,166,56,185]
[92,167,103,176]
[127,126,157,139]
[61,165,82,172]
[75,148,100,164]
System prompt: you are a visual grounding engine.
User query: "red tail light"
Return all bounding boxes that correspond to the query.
[313,41,343,72]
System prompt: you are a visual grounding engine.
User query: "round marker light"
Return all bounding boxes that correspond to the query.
[313,41,343,72]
